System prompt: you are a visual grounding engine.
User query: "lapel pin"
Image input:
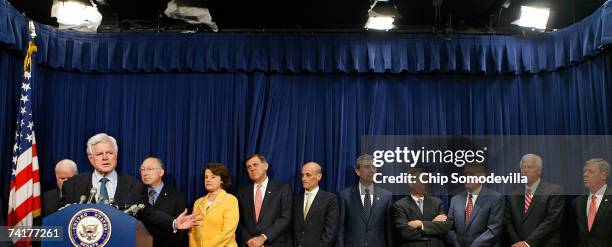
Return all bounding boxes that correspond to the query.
[376,197,380,201]
[605,198,608,202]
[268,191,272,194]
[164,193,167,196]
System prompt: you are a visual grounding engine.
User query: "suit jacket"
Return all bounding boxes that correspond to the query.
[572,187,612,247]
[145,185,188,247]
[42,188,61,217]
[188,189,239,247]
[61,172,174,230]
[505,181,564,247]
[336,185,394,247]
[446,187,504,247]
[292,189,339,247]
[392,195,448,247]
[236,180,292,247]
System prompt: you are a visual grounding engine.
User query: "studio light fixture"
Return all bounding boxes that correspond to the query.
[164,0,218,32]
[365,0,400,30]
[512,5,550,30]
[50,0,102,32]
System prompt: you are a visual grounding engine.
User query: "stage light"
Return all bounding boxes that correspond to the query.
[164,0,218,32]
[51,0,102,32]
[365,0,400,30]
[512,5,550,30]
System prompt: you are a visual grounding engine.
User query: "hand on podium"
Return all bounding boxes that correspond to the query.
[173,209,203,230]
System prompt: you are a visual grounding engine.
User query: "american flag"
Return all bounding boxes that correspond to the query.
[7,41,41,247]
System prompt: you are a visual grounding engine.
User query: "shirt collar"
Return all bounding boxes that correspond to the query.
[306,186,319,196]
[526,178,541,193]
[359,182,374,195]
[148,182,164,195]
[257,176,269,188]
[410,193,424,202]
[591,184,608,197]
[468,185,483,196]
[93,169,117,183]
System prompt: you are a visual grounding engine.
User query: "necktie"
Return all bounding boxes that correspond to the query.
[417,198,424,215]
[363,188,372,219]
[524,189,532,213]
[99,177,109,203]
[255,184,263,222]
[465,194,473,225]
[304,192,313,220]
[148,190,157,205]
[588,194,598,231]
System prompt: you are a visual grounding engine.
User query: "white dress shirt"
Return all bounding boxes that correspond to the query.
[466,185,483,208]
[359,183,374,207]
[587,184,608,217]
[253,176,269,202]
[304,186,320,211]
[91,170,118,202]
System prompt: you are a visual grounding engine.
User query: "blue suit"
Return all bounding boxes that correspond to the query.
[446,187,504,247]
[336,185,394,247]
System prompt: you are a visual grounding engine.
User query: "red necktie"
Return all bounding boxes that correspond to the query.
[255,184,263,222]
[465,194,473,225]
[524,189,532,213]
[588,194,597,231]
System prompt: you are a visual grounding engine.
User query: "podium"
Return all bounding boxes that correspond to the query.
[42,204,152,247]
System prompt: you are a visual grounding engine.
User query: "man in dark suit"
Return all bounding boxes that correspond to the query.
[61,133,200,232]
[237,154,292,247]
[42,159,78,217]
[293,162,339,247]
[505,154,564,247]
[139,157,188,247]
[446,163,504,247]
[392,169,448,247]
[572,158,612,247]
[337,154,394,247]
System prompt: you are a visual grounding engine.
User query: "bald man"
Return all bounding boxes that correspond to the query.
[42,159,78,216]
[140,157,188,247]
[292,162,339,247]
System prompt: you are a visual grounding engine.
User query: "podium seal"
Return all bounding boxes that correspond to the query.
[68,208,112,247]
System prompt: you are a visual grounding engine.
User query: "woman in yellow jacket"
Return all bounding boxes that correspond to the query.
[189,163,239,247]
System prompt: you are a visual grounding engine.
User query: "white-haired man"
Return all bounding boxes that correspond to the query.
[505,154,564,247]
[61,133,201,231]
[42,159,78,216]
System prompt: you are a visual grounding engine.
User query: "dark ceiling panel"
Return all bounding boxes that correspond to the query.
[6,0,608,32]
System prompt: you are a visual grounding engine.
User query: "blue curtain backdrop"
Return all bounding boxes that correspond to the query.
[1,0,612,221]
[1,47,611,204]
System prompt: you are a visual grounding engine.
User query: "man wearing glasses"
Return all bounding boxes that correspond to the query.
[140,157,188,247]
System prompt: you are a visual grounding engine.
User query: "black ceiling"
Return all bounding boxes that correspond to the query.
[7,0,608,33]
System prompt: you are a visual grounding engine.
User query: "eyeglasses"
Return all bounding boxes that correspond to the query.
[139,167,161,172]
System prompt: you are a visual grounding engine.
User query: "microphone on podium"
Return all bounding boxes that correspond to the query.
[86,187,97,204]
[78,195,87,204]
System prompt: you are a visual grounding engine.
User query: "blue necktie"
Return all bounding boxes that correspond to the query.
[99,177,109,203]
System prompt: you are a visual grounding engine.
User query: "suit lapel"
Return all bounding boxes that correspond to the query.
[576,195,588,234]
[305,191,323,223]
[114,175,129,205]
[369,187,384,224]
[202,190,226,216]
[245,184,256,223]
[591,188,612,232]
[351,187,367,224]
[296,193,305,226]
[154,185,169,208]
[466,190,486,229]
[457,193,467,228]
[259,182,274,223]
[523,184,545,221]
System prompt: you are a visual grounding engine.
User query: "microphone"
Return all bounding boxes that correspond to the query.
[78,195,87,204]
[123,204,146,215]
[123,204,139,214]
[86,187,97,204]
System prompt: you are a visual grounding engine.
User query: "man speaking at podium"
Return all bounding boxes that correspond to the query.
[60,133,200,232]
